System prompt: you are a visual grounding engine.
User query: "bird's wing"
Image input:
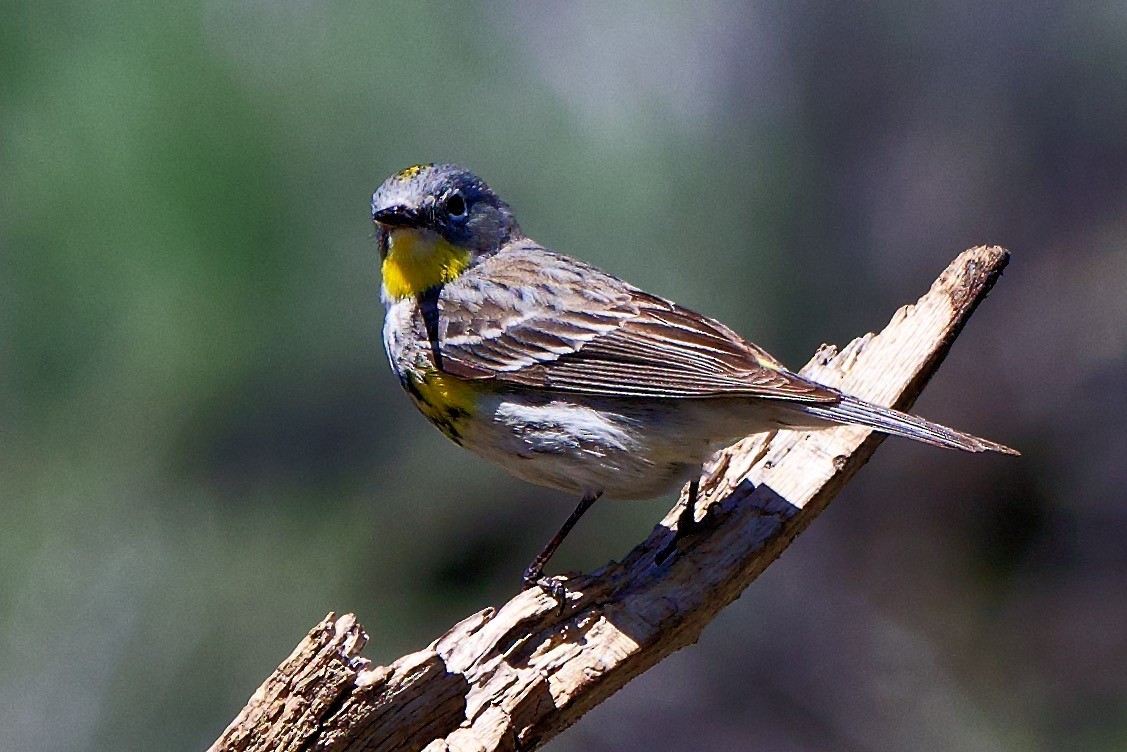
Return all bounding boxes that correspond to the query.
[434,245,839,403]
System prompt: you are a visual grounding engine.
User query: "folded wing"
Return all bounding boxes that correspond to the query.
[435,245,839,403]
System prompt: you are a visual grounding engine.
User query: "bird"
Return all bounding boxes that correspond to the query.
[371,163,1017,597]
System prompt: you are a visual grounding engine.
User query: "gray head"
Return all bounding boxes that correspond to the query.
[371,164,521,256]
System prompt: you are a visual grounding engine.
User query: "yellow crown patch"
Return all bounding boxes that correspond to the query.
[395,164,430,181]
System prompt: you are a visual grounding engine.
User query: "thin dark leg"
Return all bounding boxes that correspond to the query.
[522,492,602,598]
[676,478,701,538]
[657,477,703,564]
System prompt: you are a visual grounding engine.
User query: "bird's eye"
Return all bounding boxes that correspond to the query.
[445,191,467,218]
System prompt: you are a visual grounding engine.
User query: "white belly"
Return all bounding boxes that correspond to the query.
[458,392,763,499]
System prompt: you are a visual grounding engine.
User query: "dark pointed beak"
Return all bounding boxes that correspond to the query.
[373,204,423,228]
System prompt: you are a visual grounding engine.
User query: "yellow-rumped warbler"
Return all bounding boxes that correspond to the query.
[372,163,1017,594]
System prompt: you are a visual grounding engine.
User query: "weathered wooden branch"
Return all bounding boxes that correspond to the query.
[210,246,1011,752]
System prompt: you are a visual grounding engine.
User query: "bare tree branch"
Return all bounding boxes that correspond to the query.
[210,246,1012,752]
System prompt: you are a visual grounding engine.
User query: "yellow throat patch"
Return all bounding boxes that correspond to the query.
[382,229,472,300]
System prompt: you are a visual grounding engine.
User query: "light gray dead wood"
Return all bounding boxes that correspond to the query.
[210,246,1012,752]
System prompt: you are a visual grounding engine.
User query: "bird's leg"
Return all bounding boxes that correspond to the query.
[522,491,602,604]
[656,477,704,565]
[676,477,702,539]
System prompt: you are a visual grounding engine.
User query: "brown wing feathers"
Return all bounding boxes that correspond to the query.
[435,247,839,404]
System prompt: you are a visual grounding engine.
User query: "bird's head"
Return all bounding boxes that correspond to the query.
[372,164,520,302]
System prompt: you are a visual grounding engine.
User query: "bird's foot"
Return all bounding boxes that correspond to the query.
[656,496,712,564]
[521,568,569,614]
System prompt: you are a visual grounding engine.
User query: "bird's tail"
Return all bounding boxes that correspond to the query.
[794,395,1019,455]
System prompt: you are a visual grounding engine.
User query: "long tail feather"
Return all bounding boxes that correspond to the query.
[796,395,1020,455]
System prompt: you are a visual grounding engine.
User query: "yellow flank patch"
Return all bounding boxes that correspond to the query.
[382,229,472,300]
[413,370,477,418]
[408,369,477,442]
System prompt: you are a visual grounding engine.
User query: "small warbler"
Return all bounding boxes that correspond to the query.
[372,163,1017,595]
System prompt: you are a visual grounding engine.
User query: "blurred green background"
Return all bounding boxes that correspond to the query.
[3,2,1126,750]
